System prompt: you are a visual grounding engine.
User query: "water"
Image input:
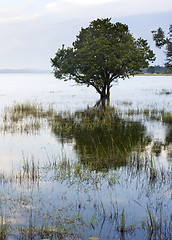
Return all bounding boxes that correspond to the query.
[0,73,171,112]
[0,73,171,239]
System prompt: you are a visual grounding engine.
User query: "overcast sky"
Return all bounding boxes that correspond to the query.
[0,0,172,69]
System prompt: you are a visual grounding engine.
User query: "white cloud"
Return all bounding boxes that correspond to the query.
[1,0,172,23]
[46,0,118,9]
[45,0,172,20]
[0,0,171,68]
[68,0,118,5]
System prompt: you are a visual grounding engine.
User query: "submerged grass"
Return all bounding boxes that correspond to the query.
[1,102,55,134]
[50,106,149,171]
[0,150,171,240]
[162,112,172,123]
[123,106,172,123]
[0,102,171,239]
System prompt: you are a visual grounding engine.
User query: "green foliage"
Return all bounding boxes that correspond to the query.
[152,25,172,69]
[152,27,167,48]
[162,112,172,123]
[51,18,155,99]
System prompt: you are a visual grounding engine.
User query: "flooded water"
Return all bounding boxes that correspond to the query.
[0,73,171,240]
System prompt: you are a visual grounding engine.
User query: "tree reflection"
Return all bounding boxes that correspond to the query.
[151,127,172,158]
[166,128,172,144]
[52,106,149,171]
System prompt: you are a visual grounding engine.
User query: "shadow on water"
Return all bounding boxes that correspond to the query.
[51,104,150,171]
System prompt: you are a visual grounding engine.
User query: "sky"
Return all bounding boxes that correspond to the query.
[0,0,172,70]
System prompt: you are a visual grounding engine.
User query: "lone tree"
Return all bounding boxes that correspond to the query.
[152,25,172,69]
[51,18,155,100]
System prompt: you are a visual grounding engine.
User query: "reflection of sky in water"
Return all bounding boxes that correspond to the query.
[111,76,172,111]
[0,74,171,239]
[0,74,171,111]
[0,74,171,169]
[0,131,77,174]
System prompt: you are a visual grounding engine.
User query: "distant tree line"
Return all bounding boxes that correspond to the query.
[143,65,172,74]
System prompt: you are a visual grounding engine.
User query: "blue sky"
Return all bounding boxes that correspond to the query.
[0,0,172,69]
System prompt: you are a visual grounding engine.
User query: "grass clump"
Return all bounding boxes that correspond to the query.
[162,112,172,123]
[160,89,172,95]
[1,102,55,134]
[141,206,172,240]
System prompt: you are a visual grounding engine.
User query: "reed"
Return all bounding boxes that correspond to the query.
[0,102,171,239]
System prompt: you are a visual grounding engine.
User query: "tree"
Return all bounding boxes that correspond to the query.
[152,25,172,69]
[51,18,155,100]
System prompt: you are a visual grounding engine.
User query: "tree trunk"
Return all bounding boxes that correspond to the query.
[107,84,110,101]
[100,85,106,100]
[100,84,110,101]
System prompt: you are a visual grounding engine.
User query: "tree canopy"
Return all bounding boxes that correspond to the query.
[152,25,172,69]
[51,18,155,100]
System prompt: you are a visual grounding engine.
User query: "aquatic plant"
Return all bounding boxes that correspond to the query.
[1,102,55,134]
[50,107,148,171]
[162,112,172,123]
[0,102,171,240]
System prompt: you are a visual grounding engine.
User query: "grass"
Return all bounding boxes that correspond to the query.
[0,102,171,239]
[1,101,171,136]
[160,89,172,95]
[142,206,172,240]
[0,150,171,240]
[1,102,55,134]
[123,106,172,123]
[50,107,150,171]
[162,112,172,123]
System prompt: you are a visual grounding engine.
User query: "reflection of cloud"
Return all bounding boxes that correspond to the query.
[0,154,17,174]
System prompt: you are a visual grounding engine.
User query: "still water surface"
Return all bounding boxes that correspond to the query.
[0,73,171,239]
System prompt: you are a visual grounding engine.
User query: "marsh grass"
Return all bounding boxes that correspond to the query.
[141,206,172,240]
[50,107,149,171]
[162,112,172,123]
[1,102,55,134]
[0,214,8,240]
[10,208,81,240]
[48,158,118,188]
[0,102,171,239]
[0,150,171,240]
[1,101,171,136]
[159,89,172,95]
[123,105,172,124]
[16,155,40,183]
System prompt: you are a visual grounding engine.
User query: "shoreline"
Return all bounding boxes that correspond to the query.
[136,73,172,76]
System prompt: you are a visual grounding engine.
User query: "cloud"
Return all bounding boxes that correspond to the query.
[45,0,172,20]
[0,0,171,69]
[45,0,118,9]
[1,0,172,24]
[68,0,118,5]
[45,0,119,13]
